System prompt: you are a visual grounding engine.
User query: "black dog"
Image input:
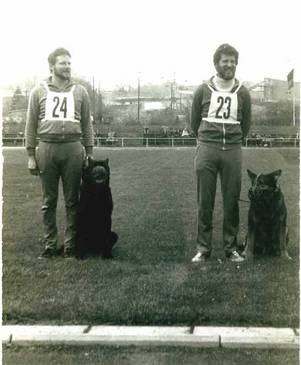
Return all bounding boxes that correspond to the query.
[75,158,118,259]
[242,169,291,260]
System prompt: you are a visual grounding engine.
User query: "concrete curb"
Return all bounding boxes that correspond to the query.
[194,326,299,349]
[1,325,299,349]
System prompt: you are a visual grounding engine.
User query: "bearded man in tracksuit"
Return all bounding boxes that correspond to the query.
[191,44,251,263]
[25,47,94,258]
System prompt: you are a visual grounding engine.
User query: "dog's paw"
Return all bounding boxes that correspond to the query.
[75,253,88,260]
[281,251,292,261]
[241,250,254,261]
[101,252,113,260]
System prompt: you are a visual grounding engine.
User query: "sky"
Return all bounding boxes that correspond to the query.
[1,0,300,91]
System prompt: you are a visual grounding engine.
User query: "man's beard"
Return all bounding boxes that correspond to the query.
[53,68,71,81]
[218,67,236,80]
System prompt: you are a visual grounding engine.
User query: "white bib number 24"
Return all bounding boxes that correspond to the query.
[44,89,75,122]
[52,96,68,118]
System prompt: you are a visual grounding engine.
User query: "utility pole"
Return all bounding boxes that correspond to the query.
[137,72,141,124]
[25,89,28,106]
[92,76,96,122]
[170,80,173,110]
[287,69,295,126]
[170,72,176,110]
[292,84,296,127]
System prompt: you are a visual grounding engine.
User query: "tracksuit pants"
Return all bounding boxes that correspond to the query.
[194,144,242,256]
[36,141,84,251]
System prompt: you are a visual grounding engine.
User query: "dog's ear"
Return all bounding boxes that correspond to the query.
[105,158,109,165]
[247,169,257,182]
[270,169,282,181]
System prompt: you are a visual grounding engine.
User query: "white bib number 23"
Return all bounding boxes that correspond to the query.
[207,91,239,124]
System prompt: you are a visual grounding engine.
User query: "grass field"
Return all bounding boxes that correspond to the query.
[2,147,299,327]
[3,345,299,365]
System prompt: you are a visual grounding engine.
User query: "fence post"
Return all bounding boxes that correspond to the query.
[172,137,174,147]
[146,138,149,147]
[121,138,124,147]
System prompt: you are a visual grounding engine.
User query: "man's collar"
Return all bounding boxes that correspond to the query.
[46,76,75,90]
[207,76,240,92]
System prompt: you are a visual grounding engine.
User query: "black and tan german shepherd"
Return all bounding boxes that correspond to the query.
[242,169,291,260]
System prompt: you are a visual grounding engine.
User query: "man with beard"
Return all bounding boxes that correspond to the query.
[25,47,94,258]
[191,44,251,263]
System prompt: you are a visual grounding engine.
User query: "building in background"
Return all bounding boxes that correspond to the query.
[248,78,300,103]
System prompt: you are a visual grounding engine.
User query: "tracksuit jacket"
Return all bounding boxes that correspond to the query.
[191,77,251,148]
[25,77,94,156]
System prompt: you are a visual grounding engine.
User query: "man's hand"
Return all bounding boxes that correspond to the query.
[28,156,39,176]
[83,153,94,168]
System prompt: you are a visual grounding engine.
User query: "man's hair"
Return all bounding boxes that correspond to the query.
[213,44,239,65]
[48,47,71,66]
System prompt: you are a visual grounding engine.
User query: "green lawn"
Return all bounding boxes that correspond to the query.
[2,147,299,326]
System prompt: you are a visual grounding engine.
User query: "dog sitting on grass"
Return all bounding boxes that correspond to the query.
[242,169,291,260]
[75,157,118,259]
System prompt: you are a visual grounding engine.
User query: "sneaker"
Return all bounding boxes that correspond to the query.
[38,246,63,259]
[101,251,113,260]
[191,252,209,263]
[228,250,245,262]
